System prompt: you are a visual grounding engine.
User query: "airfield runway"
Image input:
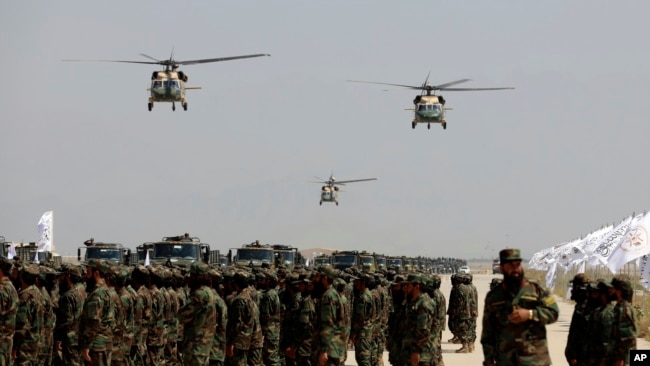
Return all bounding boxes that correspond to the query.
[344,272,650,366]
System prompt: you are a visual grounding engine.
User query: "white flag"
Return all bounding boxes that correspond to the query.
[607,212,650,274]
[144,250,151,266]
[545,262,557,290]
[591,215,636,266]
[639,255,650,291]
[7,242,16,260]
[34,251,39,264]
[37,211,53,253]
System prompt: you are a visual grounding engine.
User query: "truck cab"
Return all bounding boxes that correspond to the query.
[78,238,131,265]
[232,240,275,268]
[137,233,212,268]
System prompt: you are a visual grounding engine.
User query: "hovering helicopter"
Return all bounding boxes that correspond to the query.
[63,51,270,111]
[312,174,377,206]
[348,75,514,130]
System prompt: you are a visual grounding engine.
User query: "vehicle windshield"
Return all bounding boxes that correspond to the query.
[153,243,199,260]
[164,80,179,88]
[275,251,295,265]
[333,254,356,265]
[86,247,122,261]
[376,258,386,267]
[360,257,374,265]
[315,258,330,265]
[387,258,402,266]
[237,249,274,263]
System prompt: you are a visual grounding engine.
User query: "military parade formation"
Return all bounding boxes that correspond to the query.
[0,247,643,366]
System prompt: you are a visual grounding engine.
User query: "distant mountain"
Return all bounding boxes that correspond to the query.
[300,247,338,260]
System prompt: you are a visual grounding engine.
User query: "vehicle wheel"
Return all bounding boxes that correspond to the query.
[148,102,153,111]
[183,102,188,111]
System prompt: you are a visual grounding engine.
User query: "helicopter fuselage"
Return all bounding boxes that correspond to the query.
[320,186,339,205]
[413,95,445,123]
[149,71,187,103]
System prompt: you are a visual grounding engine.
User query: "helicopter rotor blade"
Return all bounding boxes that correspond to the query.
[331,178,377,185]
[439,87,515,91]
[347,80,422,90]
[62,59,160,65]
[139,53,162,62]
[434,79,472,89]
[178,53,271,65]
[421,72,431,95]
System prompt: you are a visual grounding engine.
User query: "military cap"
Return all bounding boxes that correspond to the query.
[393,274,405,284]
[39,265,61,279]
[333,278,347,287]
[403,273,424,285]
[21,263,40,277]
[320,266,340,280]
[190,261,210,276]
[133,264,150,276]
[0,256,13,272]
[87,259,112,276]
[597,280,613,292]
[611,274,632,291]
[62,264,83,278]
[499,248,522,264]
[570,273,590,287]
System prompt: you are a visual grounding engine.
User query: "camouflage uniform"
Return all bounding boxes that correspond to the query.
[400,274,436,366]
[317,269,346,366]
[226,272,256,366]
[146,271,165,366]
[107,282,126,365]
[132,265,152,365]
[585,281,616,366]
[387,278,406,366]
[54,265,86,366]
[446,274,462,343]
[13,264,45,366]
[179,262,217,366]
[481,249,559,366]
[260,283,281,366]
[79,260,115,366]
[294,282,315,366]
[209,284,228,366]
[0,258,18,366]
[351,275,374,366]
[611,275,638,365]
[37,268,56,366]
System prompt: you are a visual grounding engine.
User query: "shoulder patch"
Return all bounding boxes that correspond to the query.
[542,295,556,307]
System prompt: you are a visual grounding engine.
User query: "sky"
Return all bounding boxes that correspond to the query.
[2,1,650,260]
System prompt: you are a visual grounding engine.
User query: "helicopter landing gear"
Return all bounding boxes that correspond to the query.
[148,102,153,111]
[182,102,188,111]
[412,121,416,129]
[427,123,431,130]
[442,122,447,130]
[172,102,176,111]
[319,200,322,206]
[335,201,339,206]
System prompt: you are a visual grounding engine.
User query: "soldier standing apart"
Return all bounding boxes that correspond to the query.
[0,257,18,366]
[13,264,45,365]
[79,259,115,366]
[317,267,346,366]
[611,275,638,366]
[179,262,217,366]
[400,274,435,366]
[481,249,559,366]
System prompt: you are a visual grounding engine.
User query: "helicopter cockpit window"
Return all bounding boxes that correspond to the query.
[164,80,178,88]
[418,104,427,111]
[432,104,441,111]
[153,80,162,88]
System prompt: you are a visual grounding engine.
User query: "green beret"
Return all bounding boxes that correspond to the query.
[499,248,522,264]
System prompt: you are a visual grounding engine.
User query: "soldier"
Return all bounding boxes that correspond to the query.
[38,266,58,366]
[291,275,316,366]
[114,267,136,366]
[146,266,166,365]
[259,271,282,366]
[13,263,45,365]
[105,265,127,366]
[281,273,302,366]
[565,273,590,366]
[179,261,217,366]
[316,267,346,366]
[350,273,373,366]
[128,265,149,366]
[446,274,462,345]
[424,274,445,366]
[226,271,256,366]
[611,275,637,366]
[387,275,406,366]
[334,277,351,366]
[248,273,264,366]
[54,264,86,366]
[481,248,559,366]
[463,273,479,352]
[209,269,228,366]
[0,257,18,366]
[400,273,435,366]
[585,280,616,366]
[79,259,115,366]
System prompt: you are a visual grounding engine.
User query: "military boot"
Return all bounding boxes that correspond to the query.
[455,343,470,353]
[448,336,461,344]
[469,342,475,352]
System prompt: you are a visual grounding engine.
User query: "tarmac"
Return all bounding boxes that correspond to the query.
[344,272,650,365]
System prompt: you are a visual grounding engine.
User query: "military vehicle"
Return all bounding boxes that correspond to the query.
[136,233,220,268]
[348,75,514,130]
[386,256,404,273]
[374,253,386,271]
[64,50,270,111]
[231,240,276,268]
[359,251,377,272]
[331,250,361,270]
[492,259,501,274]
[78,238,132,265]
[313,254,333,268]
[271,244,305,270]
[1,240,60,265]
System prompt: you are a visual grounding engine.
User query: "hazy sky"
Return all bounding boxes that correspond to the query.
[2,1,650,259]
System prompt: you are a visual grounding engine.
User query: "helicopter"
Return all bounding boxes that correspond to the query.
[348,75,514,130]
[63,51,270,111]
[312,174,377,206]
